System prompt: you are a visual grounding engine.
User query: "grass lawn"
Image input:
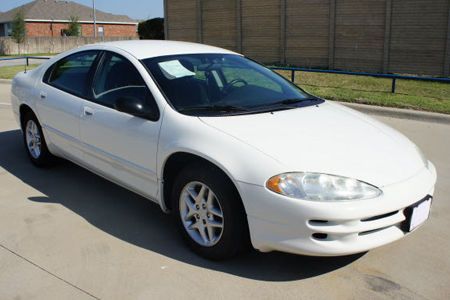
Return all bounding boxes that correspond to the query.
[276,70,450,114]
[0,64,39,80]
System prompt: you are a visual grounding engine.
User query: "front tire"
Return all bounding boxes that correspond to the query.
[171,163,250,260]
[22,112,56,167]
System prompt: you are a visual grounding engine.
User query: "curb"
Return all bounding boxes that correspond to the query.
[0,79,12,83]
[339,102,450,125]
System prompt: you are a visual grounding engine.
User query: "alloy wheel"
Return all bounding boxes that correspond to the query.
[179,181,224,247]
[25,119,41,159]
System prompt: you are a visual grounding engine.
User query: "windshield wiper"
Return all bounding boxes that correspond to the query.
[244,97,321,113]
[277,97,321,105]
[279,98,305,105]
[179,105,248,114]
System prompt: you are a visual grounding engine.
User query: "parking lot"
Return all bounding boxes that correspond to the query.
[0,80,449,299]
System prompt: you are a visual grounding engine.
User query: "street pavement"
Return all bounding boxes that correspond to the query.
[0,81,449,299]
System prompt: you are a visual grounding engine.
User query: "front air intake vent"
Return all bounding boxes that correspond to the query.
[312,233,328,240]
[361,211,398,222]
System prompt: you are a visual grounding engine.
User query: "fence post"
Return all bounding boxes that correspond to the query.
[164,0,169,39]
[279,0,286,65]
[391,78,396,93]
[328,0,336,70]
[291,70,295,82]
[236,0,242,52]
[196,0,203,43]
[383,0,393,73]
[26,57,29,66]
[443,0,450,76]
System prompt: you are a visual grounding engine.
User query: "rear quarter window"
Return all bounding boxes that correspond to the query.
[45,51,99,98]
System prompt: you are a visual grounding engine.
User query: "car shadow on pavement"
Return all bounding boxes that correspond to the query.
[0,129,365,282]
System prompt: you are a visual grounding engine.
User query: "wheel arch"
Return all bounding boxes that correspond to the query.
[160,151,245,214]
[19,104,37,130]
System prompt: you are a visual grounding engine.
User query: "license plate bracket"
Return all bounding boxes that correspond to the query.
[401,195,432,232]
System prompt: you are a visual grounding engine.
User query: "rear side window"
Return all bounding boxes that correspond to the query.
[46,51,98,98]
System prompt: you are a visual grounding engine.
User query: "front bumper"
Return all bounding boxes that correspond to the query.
[238,162,437,256]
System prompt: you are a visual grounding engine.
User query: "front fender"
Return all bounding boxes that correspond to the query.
[156,109,286,211]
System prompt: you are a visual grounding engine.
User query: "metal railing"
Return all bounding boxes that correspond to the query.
[0,56,51,66]
[269,66,450,93]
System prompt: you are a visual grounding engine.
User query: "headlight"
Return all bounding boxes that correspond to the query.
[266,172,382,201]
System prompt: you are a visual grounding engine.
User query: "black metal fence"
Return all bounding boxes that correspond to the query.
[0,56,51,66]
[270,66,450,94]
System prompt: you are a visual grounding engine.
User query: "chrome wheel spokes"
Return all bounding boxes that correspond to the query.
[25,120,41,159]
[179,181,224,247]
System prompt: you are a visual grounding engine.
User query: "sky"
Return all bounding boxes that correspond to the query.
[0,0,164,20]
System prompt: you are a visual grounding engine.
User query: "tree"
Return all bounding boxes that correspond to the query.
[138,18,164,40]
[11,11,26,54]
[63,16,81,36]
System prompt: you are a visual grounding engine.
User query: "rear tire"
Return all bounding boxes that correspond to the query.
[22,111,56,167]
[171,162,250,260]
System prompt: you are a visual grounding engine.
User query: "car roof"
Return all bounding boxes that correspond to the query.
[85,40,239,60]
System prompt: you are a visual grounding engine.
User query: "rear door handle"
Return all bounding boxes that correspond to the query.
[83,106,94,116]
[39,91,47,99]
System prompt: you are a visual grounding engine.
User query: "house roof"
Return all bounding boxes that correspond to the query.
[0,0,137,24]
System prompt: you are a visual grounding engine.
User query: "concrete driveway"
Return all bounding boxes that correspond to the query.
[0,81,449,299]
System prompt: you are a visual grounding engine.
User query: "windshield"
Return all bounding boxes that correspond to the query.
[142,54,322,116]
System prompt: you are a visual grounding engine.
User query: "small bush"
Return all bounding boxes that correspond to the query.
[138,18,164,40]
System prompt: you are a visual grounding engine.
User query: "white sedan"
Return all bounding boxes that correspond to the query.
[11,41,436,260]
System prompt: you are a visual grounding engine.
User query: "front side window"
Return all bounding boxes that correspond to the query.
[47,51,98,98]
[92,52,149,107]
[91,52,159,120]
[142,54,321,116]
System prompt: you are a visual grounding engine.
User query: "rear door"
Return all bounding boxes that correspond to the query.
[79,51,162,200]
[37,50,100,161]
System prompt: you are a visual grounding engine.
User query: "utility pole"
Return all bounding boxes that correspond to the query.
[92,0,97,38]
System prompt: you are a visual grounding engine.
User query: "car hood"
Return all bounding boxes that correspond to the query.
[199,101,425,187]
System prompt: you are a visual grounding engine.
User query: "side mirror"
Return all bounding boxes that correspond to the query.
[114,96,158,120]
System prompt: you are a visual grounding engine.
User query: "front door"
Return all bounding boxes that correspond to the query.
[79,51,161,200]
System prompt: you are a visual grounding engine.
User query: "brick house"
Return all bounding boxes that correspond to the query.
[0,0,138,38]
